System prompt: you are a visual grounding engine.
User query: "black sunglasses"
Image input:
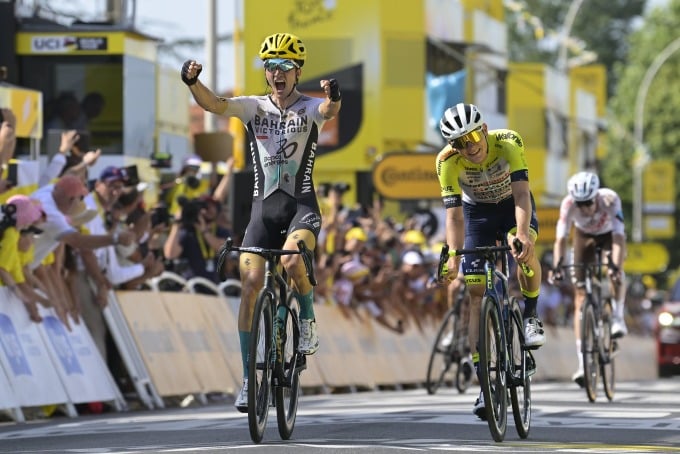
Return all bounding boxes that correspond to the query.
[20,225,43,235]
[575,200,594,208]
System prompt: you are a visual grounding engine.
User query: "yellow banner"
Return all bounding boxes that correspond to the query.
[0,86,42,139]
[643,159,675,214]
[372,152,439,199]
[624,242,670,274]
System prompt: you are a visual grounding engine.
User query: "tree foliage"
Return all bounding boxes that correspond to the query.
[507,0,647,96]
[604,0,680,270]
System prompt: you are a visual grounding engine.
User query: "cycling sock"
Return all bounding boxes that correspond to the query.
[295,290,315,320]
[472,351,480,380]
[576,339,583,369]
[239,330,250,378]
[522,296,538,318]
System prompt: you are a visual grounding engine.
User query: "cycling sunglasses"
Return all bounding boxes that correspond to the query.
[575,199,594,208]
[449,128,484,150]
[263,58,299,72]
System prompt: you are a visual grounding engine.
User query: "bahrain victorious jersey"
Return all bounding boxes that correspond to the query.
[436,129,529,207]
[555,188,625,238]
[225,94,327,200]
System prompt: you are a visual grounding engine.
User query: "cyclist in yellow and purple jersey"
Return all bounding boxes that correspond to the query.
[435,103,545,420]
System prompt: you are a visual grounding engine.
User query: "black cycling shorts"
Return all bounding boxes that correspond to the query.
[461,194,539,277]
[242,190,321,249]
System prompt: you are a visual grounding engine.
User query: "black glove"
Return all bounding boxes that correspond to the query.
[181,60,201,86]
[328,78,341,102]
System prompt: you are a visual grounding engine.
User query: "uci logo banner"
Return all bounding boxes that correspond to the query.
[30,36,108,53]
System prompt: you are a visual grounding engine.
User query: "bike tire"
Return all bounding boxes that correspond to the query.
[426,307,457,395]
[582,301,599,403]
[479,296,507,442]
[276,292,302,440]
[508,298,531,439]
[248,291,274,443]
[601,300,616,401]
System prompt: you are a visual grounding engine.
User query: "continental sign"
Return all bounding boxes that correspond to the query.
[372,152,440,200]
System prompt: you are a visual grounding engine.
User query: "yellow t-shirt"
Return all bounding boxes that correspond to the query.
[0,227,25,285]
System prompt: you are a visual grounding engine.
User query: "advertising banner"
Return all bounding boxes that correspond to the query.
[0,289,69,407]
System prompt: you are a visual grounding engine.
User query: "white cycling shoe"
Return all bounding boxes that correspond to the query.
[523,317,546,348]
[611,317,628,339]
[235,379,248,413]
[298,319,319,355]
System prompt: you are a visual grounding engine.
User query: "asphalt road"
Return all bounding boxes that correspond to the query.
[1,379,679,453]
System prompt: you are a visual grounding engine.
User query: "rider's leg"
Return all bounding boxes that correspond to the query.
[281,229,317,319]
[572,286,587,372]
[282,229,319,354]
[237,252,265,378]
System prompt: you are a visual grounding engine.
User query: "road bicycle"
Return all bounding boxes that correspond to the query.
[220,238,316,443]
[554,248,618,403]
[436,237,536,442]
[425,279,474,395]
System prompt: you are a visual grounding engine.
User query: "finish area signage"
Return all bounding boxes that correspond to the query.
[372,152,440,200]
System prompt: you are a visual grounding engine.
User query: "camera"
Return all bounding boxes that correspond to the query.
[177,196,207,228]
[150,204,171,228]
[184,175,201,189]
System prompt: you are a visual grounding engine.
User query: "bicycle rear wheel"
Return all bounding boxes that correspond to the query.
[276,292,302,440]
[426,307,458,395]
[479,296,507,442]
[508,298,531,439]
[582,301,599,403]
[248,291,274,443]
[601,300,616,401]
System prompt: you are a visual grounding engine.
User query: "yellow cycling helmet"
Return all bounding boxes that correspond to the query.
[259,32,307,66]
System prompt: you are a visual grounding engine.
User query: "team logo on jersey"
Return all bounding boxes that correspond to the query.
[495,131,523,148]
[300,212,321,231]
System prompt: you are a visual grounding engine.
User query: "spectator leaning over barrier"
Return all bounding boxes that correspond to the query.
[28,174,135,330]
[0,195,47,322]
[183,31,342,411]
[78,167,162,358]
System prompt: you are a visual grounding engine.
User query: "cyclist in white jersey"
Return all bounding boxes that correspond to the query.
[181,32,342,412]
[548,171,627,387]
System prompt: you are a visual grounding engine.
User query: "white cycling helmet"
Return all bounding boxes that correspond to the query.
[439,103,484,141]
[567,171,600,202]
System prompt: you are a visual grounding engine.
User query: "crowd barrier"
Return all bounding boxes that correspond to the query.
[0,275,657,423]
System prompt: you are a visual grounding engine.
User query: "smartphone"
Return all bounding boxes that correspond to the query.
[6,162,18,188]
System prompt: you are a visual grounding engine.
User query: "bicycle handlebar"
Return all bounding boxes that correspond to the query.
[435,238,534,282]
[218,238,317,286]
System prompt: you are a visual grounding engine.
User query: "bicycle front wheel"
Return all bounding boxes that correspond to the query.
[276,292,302,440]
[508,298,531,439]
[601,300,616,401]
[582,301,599,403]
[479,296,507,442]
[248,290,274,443]
[426,307,457,395]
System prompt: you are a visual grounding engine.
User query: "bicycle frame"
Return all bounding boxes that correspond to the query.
[557,247,616,402]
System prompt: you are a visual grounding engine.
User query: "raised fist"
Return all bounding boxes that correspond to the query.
[181,60,202,86]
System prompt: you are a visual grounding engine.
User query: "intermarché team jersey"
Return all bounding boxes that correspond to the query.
[435,129,529,207]
[555,188,625,238]
[224,94,327,200]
